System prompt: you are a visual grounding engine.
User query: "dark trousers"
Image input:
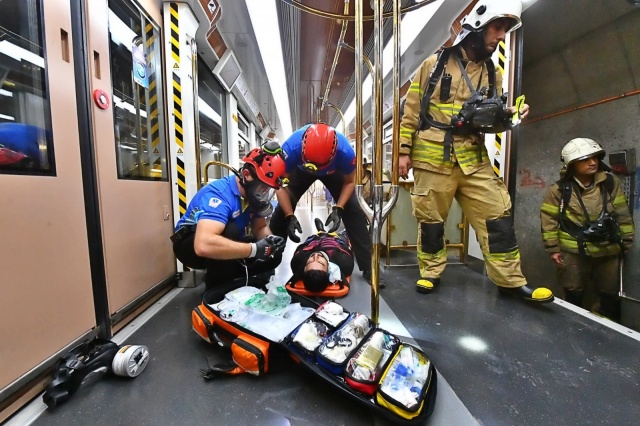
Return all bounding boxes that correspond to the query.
[172,223,282,291]
[270,168,372,273]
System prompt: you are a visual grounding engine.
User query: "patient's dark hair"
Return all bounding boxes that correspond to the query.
[302,270,330,293]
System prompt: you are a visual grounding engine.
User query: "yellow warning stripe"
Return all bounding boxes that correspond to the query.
[492,41,506,177]
[145,23,162,172]
[170,3,180,65]
[170,3,185,214]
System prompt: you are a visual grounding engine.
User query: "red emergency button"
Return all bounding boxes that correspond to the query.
[93,89,110,109]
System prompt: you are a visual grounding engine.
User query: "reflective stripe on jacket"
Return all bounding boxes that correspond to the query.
[399,46,499,175]
[540,171,635,257]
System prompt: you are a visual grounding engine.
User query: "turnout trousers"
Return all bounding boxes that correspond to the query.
[558,252,621,321]
[411,164,526,288]
[270,168,372,273]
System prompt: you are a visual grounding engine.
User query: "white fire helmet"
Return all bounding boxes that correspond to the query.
[561,138,605,166]
[453,0,523,46]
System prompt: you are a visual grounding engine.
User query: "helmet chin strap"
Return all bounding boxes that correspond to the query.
[466,30,492,61]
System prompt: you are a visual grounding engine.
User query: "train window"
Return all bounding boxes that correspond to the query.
[0,0,55,176]
[237,113,249,161]
[198,57,225,182]
[108,0,167,180]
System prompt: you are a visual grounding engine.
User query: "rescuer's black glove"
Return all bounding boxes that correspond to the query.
[252,235,285,260]
[286,214,302,243]
[325,206,343,233]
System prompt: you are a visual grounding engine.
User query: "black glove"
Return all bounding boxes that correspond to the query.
[253,235,286,260]
[325,206,343,233]
[286,214,302,243]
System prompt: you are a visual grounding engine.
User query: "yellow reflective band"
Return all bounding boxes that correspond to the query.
[408,83,423,95]
[619,224,635,234]
[542,231,557,241]
[417,247,447,260]
[541,203,559,215]
[613,195,627,205]
[485,249,520,262]
[432,104,461,114]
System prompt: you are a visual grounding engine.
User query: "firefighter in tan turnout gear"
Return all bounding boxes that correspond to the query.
[398,0,554,302]
[540,138,634,322]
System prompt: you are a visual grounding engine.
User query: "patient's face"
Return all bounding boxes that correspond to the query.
[304,252,329,273]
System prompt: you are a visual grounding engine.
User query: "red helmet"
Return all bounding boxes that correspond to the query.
[242,147,286,189]
[0,147,28,165]
[301,123,337,170]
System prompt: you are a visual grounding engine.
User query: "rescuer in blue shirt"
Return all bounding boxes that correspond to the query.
[172,146,287,291]
[270,123,381,285]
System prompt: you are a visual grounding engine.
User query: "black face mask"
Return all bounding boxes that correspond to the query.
[243,179,275,217]
[466,31,492,61]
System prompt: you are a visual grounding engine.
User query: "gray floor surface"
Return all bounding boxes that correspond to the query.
[19,203,640,426]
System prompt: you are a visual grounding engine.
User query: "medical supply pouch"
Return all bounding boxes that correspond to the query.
[375,344,436,420]
[192,283,437,423]
[314,300,350,328]
[344,329,400,396]
[316,312,373,375]
[193,278,317,378]
[287,318,334,361]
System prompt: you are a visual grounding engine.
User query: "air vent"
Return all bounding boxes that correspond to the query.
[212,50,242,92]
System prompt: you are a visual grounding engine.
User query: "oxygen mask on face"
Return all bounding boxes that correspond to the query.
[245,180,276,217]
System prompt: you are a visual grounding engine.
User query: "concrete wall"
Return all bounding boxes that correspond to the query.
[515,1,640,327]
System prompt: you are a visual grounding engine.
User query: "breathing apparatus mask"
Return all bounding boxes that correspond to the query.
[450,88,514,135]
[243,174,276,217]
[238,143,287,217]
[581,213,620,243]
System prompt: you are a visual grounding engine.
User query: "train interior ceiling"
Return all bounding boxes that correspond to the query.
[1,0,640,425]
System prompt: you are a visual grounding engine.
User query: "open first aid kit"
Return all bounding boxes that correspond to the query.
[192,277,437,424]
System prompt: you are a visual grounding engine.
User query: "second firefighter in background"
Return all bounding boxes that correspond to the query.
[541,138,634,322]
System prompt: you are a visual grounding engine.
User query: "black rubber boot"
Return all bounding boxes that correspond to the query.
[498,284,555,303]
[597,292,621,323]
[363,269,386,289]
[564,289,584,307]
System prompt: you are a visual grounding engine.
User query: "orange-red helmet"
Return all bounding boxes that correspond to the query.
[0,147,28,165]
[301,123,338,170]
[242,147,286,189]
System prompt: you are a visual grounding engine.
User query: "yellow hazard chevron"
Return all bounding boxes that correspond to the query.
[145,22,162,174]
[170,3,180,64]
[170,2,186,215]
[493,40,506,177]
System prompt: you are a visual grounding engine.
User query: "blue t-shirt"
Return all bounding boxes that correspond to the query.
[0,123,49,162]
[281,124,356,176]
[175,175,251,240]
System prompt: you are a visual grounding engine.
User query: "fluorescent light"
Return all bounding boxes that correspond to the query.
[113,95,148,118]
[0,114,15,121]
[343,0,444,126]
[108,10,137,51]
[0,41,45,68]
[198,97,222,125]
[246,0,292,137]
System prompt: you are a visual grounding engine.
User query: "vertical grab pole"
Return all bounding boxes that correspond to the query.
[191,38,203,187]
[354,0,363,186]
[369,0,384,324]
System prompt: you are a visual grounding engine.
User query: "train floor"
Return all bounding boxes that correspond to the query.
[10,200,640,426]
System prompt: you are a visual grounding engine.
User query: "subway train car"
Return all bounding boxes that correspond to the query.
[1,0,640,424]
